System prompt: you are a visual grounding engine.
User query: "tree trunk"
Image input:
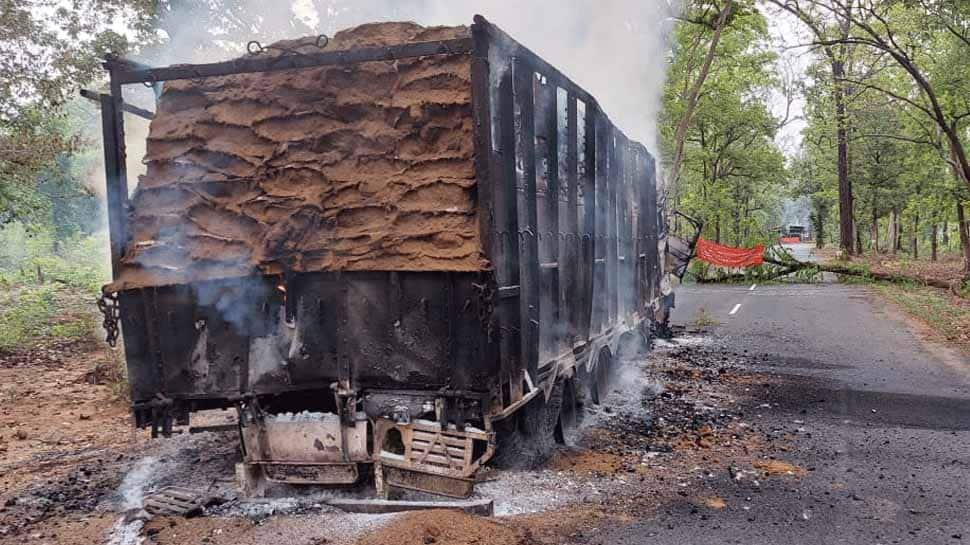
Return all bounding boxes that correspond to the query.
[942,220,949,249]
[855,219,864,255]
[888,208,898,255]
[734,210,741,246]
[667,1,734,191]
[756,256,960,291]
[715,216,721,244]
[870,207,879,253]
[833,59,854,256]
[912,212,919,259]
[931,223,938,261]
[958,202,970,278]
[896,220,903,252]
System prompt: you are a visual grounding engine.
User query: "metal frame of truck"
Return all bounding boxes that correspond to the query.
[95,15,693,497]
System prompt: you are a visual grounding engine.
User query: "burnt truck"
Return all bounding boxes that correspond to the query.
[94,16,698,498]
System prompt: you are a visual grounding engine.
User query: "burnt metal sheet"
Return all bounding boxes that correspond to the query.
[382,465,475,498]
[512,57,540,381]
[262,463,360,485]
[98,90,128,278]
[606,124,619,327]
[108,38,474,84]
[534,72,561,361]
[563,94,580,344]
[579,100,596,341]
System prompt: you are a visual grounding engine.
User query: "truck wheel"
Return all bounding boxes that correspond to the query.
[492,381,564,469]
[555,378,579,444]
[592,349,612,404]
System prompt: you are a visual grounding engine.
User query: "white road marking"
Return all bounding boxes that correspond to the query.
[750,283,757,291]
[730,303,742,315]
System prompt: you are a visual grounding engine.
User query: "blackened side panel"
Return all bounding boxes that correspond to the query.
[471,19,494,265]
[534,74,560,362]
[606,125,619,329]
[344,273,456,390]
[449,274,492,387]
[286,272,489,392]
[493,56,523,390]
[288,275,342,389]
[642,153,660,307]
[563,94,580,346]
[591,110,609,336]
[618,138,636,320]
[512,59,540,379]
[578,101,596,342]
[119,291,159,403]
[633,151,646,313]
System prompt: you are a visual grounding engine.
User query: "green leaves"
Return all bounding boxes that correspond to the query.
[663,1,788,247]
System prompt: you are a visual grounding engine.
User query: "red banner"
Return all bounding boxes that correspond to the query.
[780,236,801,244]
[695,238,765,268]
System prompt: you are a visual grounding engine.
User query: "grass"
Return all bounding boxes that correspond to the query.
[0,223,109,354]
[0,283,101,352]
[872,282,970,349]
[691,307,720,328]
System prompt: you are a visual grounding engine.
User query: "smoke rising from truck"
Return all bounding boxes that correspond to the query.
[142,0,678,157]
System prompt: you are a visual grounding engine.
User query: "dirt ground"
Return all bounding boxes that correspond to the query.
[0,327,803,545]
[815,247,968,287]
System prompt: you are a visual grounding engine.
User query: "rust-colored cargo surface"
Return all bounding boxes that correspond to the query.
[110,22,484,292]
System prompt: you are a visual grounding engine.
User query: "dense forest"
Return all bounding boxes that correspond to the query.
[664,0,970,280]
[1,1,969,351]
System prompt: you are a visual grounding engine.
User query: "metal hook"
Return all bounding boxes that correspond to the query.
[247,40,264,56]
[142,72,158,88]
[190,69,207,86]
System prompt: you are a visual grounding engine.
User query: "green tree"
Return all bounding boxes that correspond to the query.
[663,2,788,247]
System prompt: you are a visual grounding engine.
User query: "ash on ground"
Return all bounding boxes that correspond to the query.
[2,328,788,544]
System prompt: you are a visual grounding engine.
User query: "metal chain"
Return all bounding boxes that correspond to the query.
[247,34,329,57]
[97,292,121,348]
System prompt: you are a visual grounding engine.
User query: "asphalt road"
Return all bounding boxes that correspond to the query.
[591,281,970,545]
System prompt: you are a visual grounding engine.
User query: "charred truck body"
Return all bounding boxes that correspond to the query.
[96,17,697,497]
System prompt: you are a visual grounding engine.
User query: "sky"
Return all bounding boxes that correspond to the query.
[765,4,814,158]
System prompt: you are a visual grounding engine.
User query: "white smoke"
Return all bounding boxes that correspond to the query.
[135,0,679,156]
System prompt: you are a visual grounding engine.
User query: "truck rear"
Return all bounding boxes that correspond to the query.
[96,16,696,497]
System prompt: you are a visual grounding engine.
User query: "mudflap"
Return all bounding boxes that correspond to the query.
[379,464,476,499]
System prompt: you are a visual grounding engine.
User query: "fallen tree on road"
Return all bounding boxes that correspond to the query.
[696,246,966,295]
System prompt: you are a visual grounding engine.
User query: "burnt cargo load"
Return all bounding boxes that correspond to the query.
[97,16,697,497]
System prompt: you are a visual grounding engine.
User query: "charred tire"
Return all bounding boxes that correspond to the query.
[555,377,580,444]
[491,381,564,469]
[592,349,612,405]
[616,330,650,362]
[559,377,579,430]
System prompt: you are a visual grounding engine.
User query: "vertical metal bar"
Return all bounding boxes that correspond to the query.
[512,58,539,381]
[534,75,559,360]
[593,111,608,335]
[643,153,660,302]
[607,127,618,327]
[581,103,596,340]
[634,151,646,313]
[100,78,130,279]
[495,58,523,402]
[471,19,494,264]
[565,95,579,344]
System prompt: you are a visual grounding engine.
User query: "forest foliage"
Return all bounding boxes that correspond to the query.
[663,0,970,283]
